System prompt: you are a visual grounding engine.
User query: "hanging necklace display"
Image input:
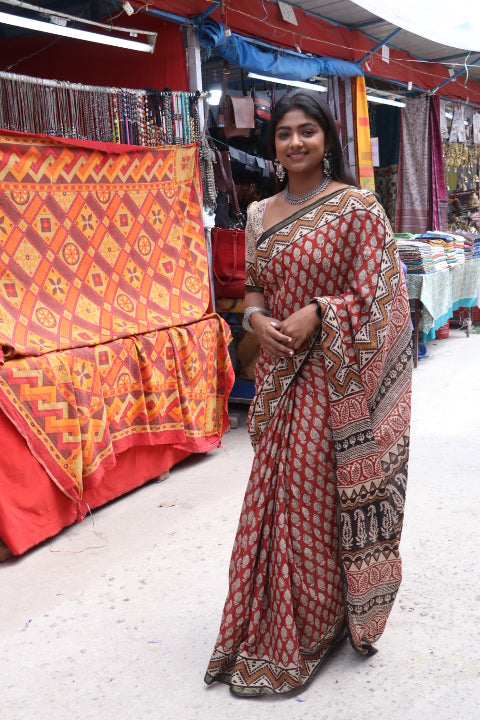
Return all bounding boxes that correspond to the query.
[112,89,120,144]
[0,71,201,148]
[191,91,201,142]
[284,174,332,205]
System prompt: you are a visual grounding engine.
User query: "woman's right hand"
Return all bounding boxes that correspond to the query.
[250,312,294,360]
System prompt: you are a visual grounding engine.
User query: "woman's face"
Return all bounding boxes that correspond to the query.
[274,108,327,176]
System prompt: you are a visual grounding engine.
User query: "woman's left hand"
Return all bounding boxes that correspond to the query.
[277,303,321,351]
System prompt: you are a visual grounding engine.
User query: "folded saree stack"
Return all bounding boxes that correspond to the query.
[473,234,480,259]
[395,237,436,273]
[419,231,458,266]
[415,235,449,271]
[451,229,474,261]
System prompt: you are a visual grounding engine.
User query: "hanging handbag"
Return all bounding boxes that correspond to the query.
[224,95,255,138]
[212,227,245,299]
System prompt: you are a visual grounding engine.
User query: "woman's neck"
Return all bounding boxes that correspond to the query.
[286,171,325,196]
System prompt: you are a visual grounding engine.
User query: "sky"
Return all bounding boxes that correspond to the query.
[351,0,480,52]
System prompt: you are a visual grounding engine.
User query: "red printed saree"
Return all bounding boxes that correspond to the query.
[205,187,412,695]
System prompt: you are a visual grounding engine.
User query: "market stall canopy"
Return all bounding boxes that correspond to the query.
[2,0,480,102]
[129,0,480,104]
[290,0,480,84]
[347,0,480,53]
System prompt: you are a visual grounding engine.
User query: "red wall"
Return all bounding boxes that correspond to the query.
[0,16,188,90]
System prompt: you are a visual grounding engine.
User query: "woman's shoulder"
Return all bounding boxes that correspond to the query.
[338,185,387,216]
[340,185,380,203]
[247,197,269,218]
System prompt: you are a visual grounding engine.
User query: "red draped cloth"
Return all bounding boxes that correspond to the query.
[205,187,412,695]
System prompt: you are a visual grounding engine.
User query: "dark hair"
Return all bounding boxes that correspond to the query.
[267,89,358,187]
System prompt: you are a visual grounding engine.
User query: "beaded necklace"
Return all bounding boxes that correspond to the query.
[284,175,332,205]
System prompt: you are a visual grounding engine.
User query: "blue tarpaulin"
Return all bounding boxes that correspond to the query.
[195,19,363,79]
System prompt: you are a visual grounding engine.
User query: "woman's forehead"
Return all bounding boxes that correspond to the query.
[276,108,320,128]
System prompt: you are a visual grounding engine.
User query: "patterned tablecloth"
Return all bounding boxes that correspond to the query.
[407,258,480,341]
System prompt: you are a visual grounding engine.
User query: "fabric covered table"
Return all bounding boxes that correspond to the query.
[0,130,234,555]
[407,258,480,365]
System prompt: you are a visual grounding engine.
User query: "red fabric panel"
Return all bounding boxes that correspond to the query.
[0,410,221,556]
[0,17,187,90]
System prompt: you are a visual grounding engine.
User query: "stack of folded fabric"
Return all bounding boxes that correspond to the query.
[472,234,480,259]
[452,233,466,264]
[416,234,449,271]
[395,237,436,273]
[421,231,457,265]
[452,229,474,261]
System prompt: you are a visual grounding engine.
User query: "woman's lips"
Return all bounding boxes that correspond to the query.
[287,152,307,160]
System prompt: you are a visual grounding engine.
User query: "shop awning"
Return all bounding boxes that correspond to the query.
[195,19,363,79]
[138,1,480,104]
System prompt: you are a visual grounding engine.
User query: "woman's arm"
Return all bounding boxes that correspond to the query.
[244,290,294,360]
[276,301,322,351]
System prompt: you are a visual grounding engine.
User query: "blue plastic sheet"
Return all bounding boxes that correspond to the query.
[196,19,363,79]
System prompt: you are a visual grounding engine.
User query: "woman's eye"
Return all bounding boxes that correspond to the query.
[277,133,289,140]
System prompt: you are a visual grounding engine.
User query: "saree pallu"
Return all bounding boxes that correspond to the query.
[205,187,412,695]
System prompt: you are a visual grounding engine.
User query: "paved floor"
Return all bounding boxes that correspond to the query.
[1,328,479,720]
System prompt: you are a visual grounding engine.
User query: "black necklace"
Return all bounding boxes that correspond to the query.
[284,175,331,205]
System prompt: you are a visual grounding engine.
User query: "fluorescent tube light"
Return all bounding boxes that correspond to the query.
[248,72,327,92]
[0,10,155,52]
[366,94,405,107]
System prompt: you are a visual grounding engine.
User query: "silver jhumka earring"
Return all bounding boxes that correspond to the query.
[323,150,332,176]
[274,159,286,181]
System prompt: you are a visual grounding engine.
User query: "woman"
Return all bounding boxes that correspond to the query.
[205,90,412,696]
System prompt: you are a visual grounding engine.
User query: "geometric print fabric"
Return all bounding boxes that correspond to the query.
[0,133,209,360]
[0,133,234,500]
[0,315,233,501]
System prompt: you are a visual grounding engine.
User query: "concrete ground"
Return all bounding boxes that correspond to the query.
[1,327,479,720]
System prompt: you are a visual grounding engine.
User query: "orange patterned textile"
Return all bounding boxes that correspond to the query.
[0,132,210,360]
[0,317,233,501]
[0,133,234,500]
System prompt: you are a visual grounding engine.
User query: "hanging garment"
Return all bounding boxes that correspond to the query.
[205,187,412,695]
[352,77,375,191]
[395,96,430,233]
[429,96,448,231]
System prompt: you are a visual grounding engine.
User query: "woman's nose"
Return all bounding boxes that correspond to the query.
[290,133,303,147]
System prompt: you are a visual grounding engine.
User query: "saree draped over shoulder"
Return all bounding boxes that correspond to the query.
[205,187,412,695]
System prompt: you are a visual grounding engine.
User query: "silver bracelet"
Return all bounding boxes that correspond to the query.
[242,305,271,333]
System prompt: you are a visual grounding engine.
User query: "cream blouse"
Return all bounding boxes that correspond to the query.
[245,198,268,292]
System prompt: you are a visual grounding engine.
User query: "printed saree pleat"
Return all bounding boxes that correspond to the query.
[206,187,412,695]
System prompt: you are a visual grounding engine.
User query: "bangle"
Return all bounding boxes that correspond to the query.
[242,305,271,333]
[311,296,322,320]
